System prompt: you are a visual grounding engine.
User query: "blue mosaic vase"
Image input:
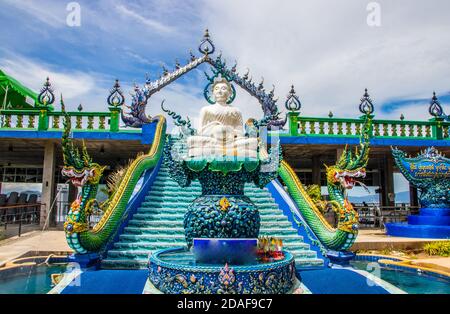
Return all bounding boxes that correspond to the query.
[184,194,260,247]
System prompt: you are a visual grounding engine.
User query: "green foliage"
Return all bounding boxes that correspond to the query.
[423,241,450,257]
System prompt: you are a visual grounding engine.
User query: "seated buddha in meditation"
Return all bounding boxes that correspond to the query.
[187,78,258,158]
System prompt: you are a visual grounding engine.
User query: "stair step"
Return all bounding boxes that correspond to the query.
[149,186,202,192]
[127,220,293,228]
[123,225,299,236]
[295,258,324,267]
[291,251,317,259]
[118,233,304,244]
[119,234,186,242]
[132,213,184,221]
[135,207,282,215]
[124,226,185,235]
[107,247,186,258]
[101,259,147,269]
[131,213,289,222]
[140,201,281,213]
[141,201,192,208]
[113,242,187,250]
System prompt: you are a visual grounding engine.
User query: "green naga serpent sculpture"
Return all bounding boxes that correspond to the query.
[61,98,167,254]
[278,116,372,251]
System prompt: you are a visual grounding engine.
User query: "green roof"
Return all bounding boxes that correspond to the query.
[0,69,39,110]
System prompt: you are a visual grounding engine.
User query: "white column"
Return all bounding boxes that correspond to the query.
[40,141,56,227]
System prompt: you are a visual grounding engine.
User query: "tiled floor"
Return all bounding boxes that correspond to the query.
[0,230,72,265]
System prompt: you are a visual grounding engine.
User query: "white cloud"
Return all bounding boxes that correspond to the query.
[2,0,66,28]
[115,4,176,34]
[0,54,110,112]
[122,48,154,66]
[385,100,450,122]
[197,0,450,120]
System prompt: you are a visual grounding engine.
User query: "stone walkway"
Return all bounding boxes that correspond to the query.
[352,229,444,250]
[414,257,450,269]
[0,230,71,266]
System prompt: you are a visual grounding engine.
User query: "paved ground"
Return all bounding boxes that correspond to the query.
[0,230,72,265]
[352,229,444,250]
[408,257,450,273]
[0,224,41,239]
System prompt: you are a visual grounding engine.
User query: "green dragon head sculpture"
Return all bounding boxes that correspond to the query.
[60,98,105,187]
[326,118,371,191]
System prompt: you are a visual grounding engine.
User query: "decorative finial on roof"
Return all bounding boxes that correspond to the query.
[429,91,443,117]
[231,61,237,73]
[359,88,374,115]
[328,111,334,118]
[269,85,275,99]
[242,68,249,81]
[258,77,264,91]
[285,85,301,112]
[107,79,125,107]
[162,65,169,76]
[38,77,55,106]
[199,28,215,55]
[77,104,83,112]
[189,50,196,62]
[175,59,181,70]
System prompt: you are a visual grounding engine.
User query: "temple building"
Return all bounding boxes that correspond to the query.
[0,68,449,228]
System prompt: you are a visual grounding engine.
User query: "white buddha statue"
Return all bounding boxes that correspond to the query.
[187,78,258,158]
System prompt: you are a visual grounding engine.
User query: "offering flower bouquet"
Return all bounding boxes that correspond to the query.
[256,236,284,262]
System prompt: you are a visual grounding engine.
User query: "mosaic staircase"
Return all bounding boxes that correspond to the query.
[101,163,324,269]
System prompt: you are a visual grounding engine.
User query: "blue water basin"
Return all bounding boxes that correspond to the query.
[0,264,69,294]
[193,238,257,265]
[350,260,450,294]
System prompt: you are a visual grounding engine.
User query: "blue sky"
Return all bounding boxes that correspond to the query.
[1,0,449,127]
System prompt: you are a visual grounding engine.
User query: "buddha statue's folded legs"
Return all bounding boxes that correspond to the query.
[187,137,258,158]
[187,123,258,158]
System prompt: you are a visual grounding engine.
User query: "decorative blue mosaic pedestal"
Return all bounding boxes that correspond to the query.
[385,207,450,238]
[148,247,297,294]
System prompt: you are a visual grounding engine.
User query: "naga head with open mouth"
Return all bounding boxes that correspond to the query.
[331,168,367,189]
[327,122,371,191]
[61,163,105,187]
[60,97,105,188]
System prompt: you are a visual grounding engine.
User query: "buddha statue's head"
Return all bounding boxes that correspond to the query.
[212,78,233,105]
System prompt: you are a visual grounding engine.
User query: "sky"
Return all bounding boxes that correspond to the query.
[0,0,449,130]
[1,0,449,198]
